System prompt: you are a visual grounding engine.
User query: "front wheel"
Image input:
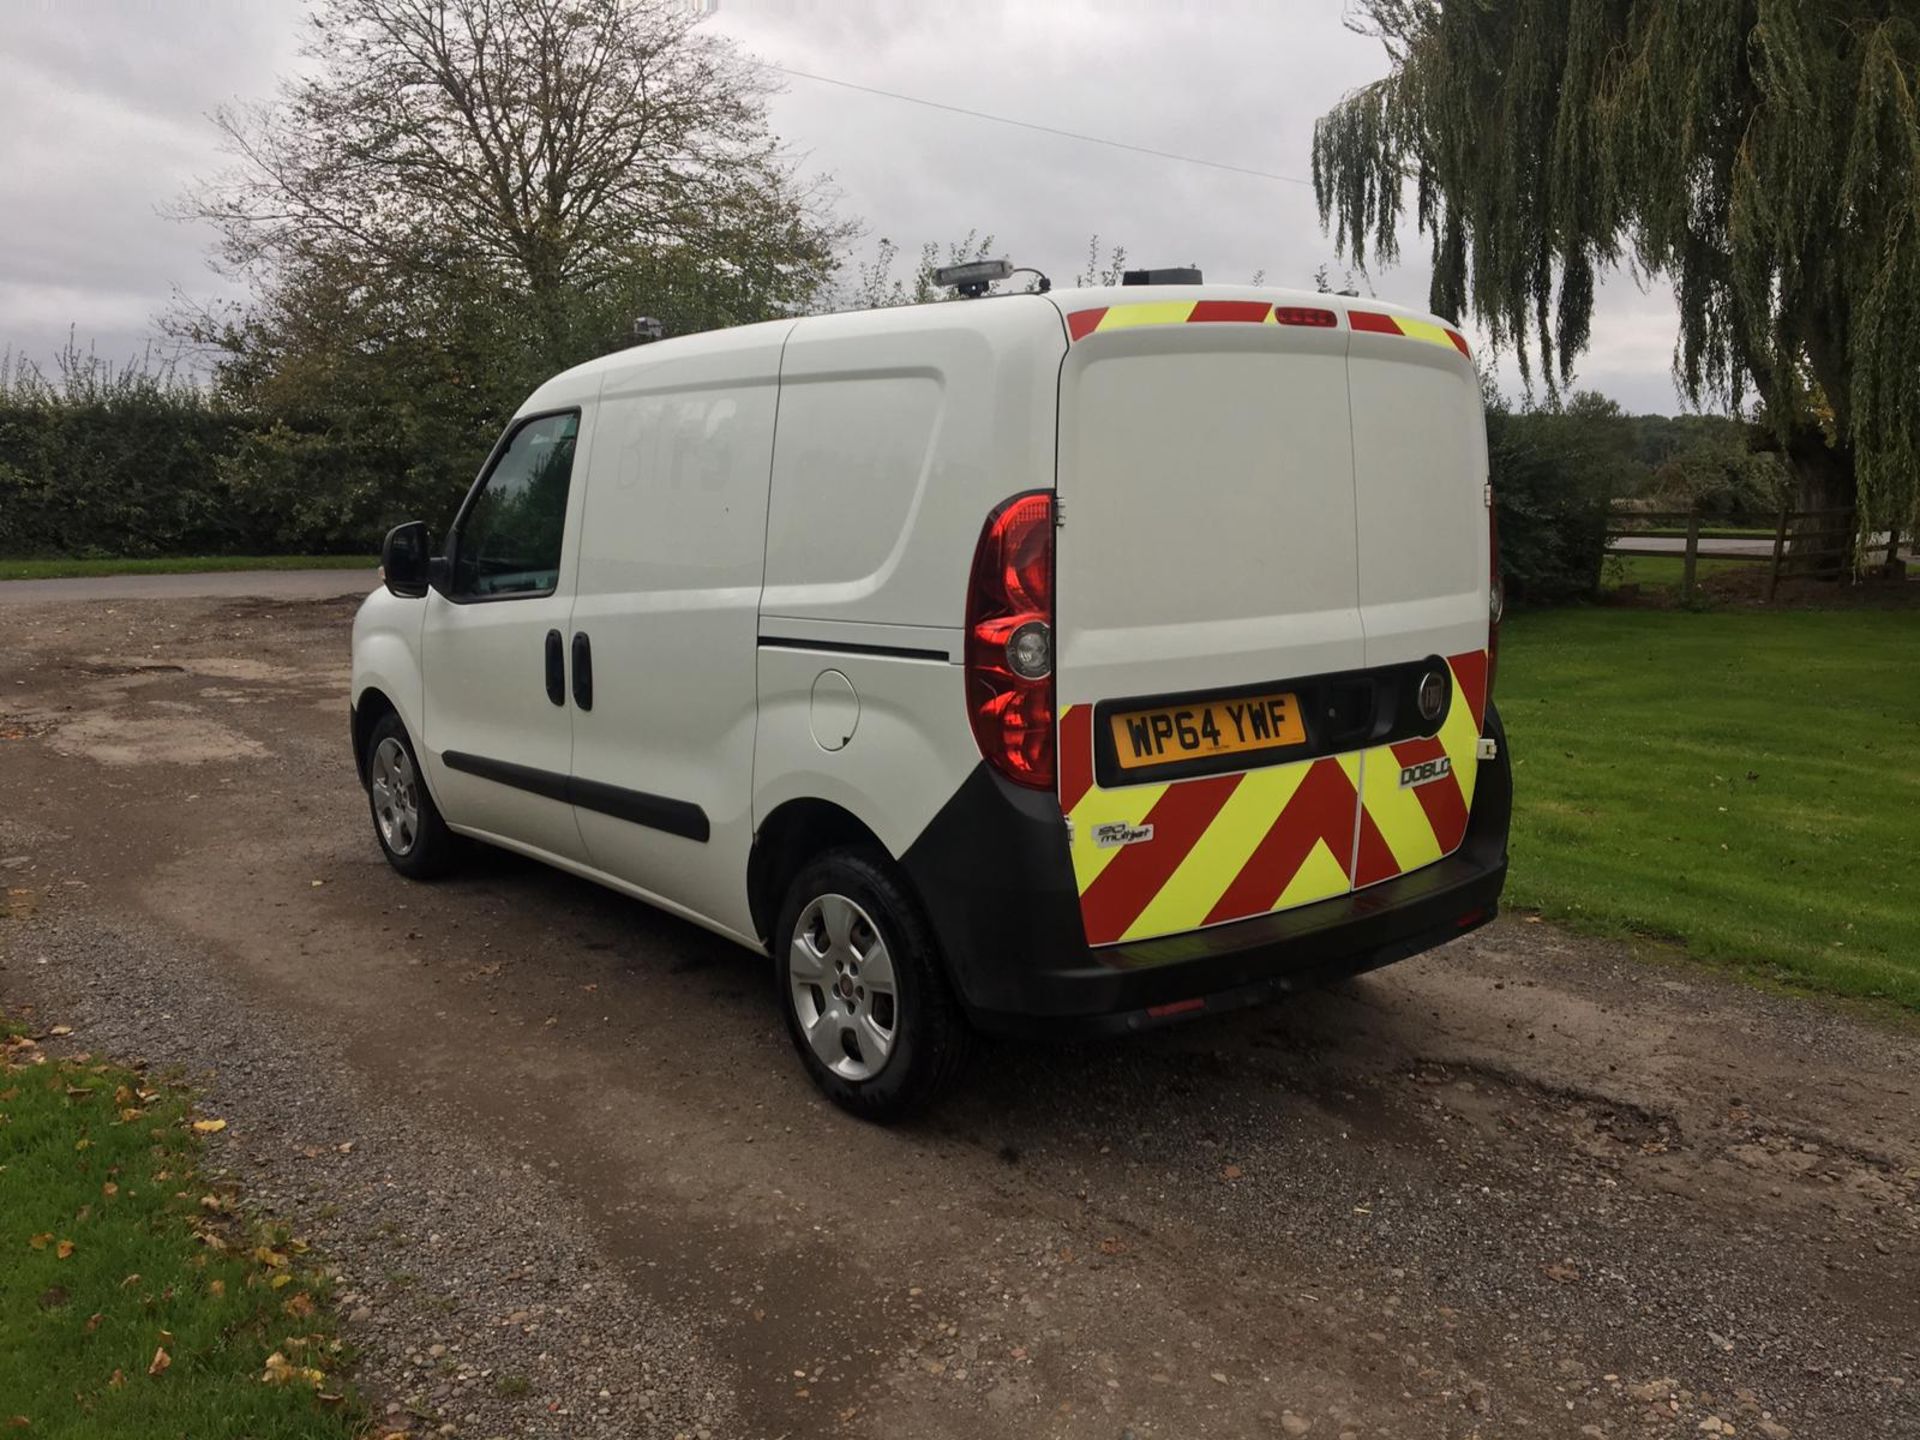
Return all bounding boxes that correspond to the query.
[365,712,458,879]
[775,848,970,1121]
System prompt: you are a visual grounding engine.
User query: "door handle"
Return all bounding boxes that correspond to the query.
[571,631,593,711]
[544,629,565,706]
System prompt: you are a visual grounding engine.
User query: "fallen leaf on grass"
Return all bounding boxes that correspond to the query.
[55,1240,74,1260]
[101,1182,117,1198]
[119,1273,141,1288]
[107,1371,125,1389]
[282,1291,315,1318]
[147,1348,171,1378]
[208,1279,225,1298]
[190,1118,227,1134]
[5,1417,28,1430]
[270,1273,293,1290]
[83,1313,102,1334]
[27,1233,51,1251]
[261,1352,326,1387]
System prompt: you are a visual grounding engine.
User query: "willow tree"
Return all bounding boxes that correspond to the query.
[1313,1,1920,539]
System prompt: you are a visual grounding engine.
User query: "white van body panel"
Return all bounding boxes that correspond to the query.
[752,645,977,860]
[750,298,1065,872]
[1348,333,1491,667]
[565,322,795,941]
[1051,291,1364,710]
[760,299,1064,632]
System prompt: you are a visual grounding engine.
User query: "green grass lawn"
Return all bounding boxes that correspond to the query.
[0,1028,357,1438]
[1499,607,1920,1008]
[0,555,375,582]
[1602,554,1752,590]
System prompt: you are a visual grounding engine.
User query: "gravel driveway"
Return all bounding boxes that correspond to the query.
[1,594,1915,1439]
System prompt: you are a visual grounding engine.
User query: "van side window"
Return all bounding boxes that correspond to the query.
[451,412,579,598]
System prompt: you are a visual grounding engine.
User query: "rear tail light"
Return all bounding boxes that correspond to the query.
[1487,490,1503,704]
[965,491,1055,789]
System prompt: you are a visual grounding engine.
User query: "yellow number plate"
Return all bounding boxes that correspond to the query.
[1109,691,1306,771]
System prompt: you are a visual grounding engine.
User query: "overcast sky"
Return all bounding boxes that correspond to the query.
[0,0,1691,413]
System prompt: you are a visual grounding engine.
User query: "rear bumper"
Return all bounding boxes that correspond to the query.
[902,705,1511,1038]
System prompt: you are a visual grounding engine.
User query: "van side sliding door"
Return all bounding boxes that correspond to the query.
[564,327,790,941]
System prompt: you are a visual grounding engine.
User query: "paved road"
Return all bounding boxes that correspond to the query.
[0,567,378,605]
[1611,533,1914,561]
[2,592,1915,1439]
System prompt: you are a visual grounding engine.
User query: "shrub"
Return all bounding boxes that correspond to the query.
[1488,389,1640,606]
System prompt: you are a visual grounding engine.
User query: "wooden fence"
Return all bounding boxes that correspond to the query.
[1607,503,1903,601]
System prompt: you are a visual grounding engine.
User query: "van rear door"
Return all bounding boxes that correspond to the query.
[1048,293,1491,949]
[1049,294,1368,947]
[1344,310,1492,886]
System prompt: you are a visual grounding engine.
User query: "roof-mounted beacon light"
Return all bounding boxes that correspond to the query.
[1121,267,1203,286]
[933,258,1015,298]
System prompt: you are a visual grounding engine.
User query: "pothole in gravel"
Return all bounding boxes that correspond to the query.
[1412,1057,1684,1149]
[45,707,270,766]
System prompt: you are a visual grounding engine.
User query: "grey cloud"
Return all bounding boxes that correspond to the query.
[0,0,1693,414]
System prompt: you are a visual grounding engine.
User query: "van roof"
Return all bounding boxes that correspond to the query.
[517,285,1467,416]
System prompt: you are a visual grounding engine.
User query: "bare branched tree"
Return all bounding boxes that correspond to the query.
[183,0,845,362]
[169,0,849,538]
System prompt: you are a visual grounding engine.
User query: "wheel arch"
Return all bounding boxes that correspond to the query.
[748,798,893,948]
[351,686,400,785]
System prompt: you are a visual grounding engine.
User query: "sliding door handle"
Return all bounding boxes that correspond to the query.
[543,629,565,706]
[571,631,593,711]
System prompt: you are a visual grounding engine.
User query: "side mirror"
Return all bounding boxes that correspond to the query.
[380,521,433,599]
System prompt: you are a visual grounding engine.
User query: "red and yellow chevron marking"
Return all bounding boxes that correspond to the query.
[1063,301,1472,358]
[1065,301,1337,342]
[1059,650,1488,947]
[1347,308,1473,358]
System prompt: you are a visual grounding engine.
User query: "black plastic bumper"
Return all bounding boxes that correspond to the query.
[902,705,1511,1038]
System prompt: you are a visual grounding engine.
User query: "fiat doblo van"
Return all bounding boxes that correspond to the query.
[351,283,1511,1119]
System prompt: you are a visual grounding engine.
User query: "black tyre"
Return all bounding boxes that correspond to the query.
[775,847,970,1121]
[364,711,458,880]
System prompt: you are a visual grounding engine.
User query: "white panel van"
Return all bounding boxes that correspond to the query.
[351,284,1511,1120]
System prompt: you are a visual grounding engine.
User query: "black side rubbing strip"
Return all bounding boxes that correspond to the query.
[757,634,949,663]
[569,775,711,843]
[442,750,571,804]
[439,751,710,843]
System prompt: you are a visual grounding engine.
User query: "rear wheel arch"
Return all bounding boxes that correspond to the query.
[748,799,893,947]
